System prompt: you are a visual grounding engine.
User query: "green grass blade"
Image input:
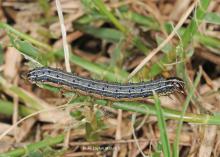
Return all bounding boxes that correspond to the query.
[122,11,159,30]
[55,50,130,82]
[173,69,202,157]
[176,0,210,79]
[0,134,65,157]
[74,24,124,42]
[92,0,127,33]
[0,25,132,82]
[153,93,171,157]
[0,100,35,117]
[204,12,220,25]
[0,22,52,51]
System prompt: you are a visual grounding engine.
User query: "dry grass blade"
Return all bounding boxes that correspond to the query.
[55,0,71,73]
